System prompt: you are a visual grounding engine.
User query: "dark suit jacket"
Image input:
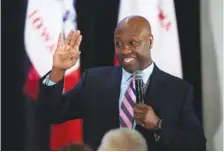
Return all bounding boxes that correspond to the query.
[38,65,206,150]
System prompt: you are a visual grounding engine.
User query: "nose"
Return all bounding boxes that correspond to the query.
[119,45,131,55]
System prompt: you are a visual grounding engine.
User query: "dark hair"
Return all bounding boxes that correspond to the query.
[57,142,92,151]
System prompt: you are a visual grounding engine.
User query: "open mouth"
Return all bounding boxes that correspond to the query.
[123,57,136,65]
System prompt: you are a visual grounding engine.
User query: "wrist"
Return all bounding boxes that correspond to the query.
[49,67,65,83]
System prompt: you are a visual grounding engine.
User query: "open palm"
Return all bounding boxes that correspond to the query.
[53,30,82,71]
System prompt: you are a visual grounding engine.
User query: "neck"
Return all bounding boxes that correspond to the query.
[140,59,153,70]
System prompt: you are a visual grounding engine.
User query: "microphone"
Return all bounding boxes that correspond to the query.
[134,70,144,104]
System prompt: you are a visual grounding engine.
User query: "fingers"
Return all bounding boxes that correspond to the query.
[134,108,145,114]
[134,112,144,119]
[64,30,82,52]
[134,107,146,125]
[65,30,75,46]
[57,33,64,45]
[134,108,145,118]
[73,35,82,50]
[70,31,82,51]
[134,103,151,111]
[135,118,144,125]
[134,112,146,127]
[135,115,145,126]
[69,30,80,47]
[56,33,64,51]
[56,29,82,58]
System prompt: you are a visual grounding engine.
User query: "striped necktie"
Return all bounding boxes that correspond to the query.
[119,77,136,128]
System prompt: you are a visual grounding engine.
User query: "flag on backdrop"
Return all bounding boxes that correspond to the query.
[117,0,182,78]
[24,0,82,150]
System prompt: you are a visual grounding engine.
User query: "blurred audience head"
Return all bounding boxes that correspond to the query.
[98,128,147,151]
[57,142,91,151]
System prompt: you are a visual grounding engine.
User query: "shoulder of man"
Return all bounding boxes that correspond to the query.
[158,68,193,91]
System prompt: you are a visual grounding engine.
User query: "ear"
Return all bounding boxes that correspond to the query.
[149,34,154,49]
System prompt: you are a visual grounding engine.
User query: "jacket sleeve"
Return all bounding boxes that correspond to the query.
[157,85,206,150]
[37,70,88,124]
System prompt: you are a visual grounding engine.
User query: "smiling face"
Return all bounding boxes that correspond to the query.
[114,16,153,73]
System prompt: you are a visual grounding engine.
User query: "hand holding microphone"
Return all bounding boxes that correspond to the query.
[133,70,160,129]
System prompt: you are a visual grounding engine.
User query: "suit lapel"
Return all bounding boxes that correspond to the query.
[144,64,165,114]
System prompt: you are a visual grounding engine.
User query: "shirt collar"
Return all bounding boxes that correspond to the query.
[121,62,154,84]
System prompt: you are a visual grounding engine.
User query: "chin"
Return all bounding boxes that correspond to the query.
[122,65,138,73]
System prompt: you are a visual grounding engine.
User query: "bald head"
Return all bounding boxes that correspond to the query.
[115,16,152,36]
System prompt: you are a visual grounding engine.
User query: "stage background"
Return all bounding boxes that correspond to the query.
[201,0,223,150]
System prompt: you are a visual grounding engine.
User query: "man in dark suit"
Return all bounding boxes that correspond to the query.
[38,16,206,150]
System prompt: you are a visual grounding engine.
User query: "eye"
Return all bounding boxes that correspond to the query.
[128,40,137,46]
[115,41,122,47]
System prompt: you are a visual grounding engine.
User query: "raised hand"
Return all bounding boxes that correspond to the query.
[49,30,82,82]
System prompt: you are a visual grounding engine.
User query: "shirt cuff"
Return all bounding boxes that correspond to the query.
[42,74,56,86]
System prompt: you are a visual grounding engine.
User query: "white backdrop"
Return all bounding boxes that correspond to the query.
[201,0,223,150]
